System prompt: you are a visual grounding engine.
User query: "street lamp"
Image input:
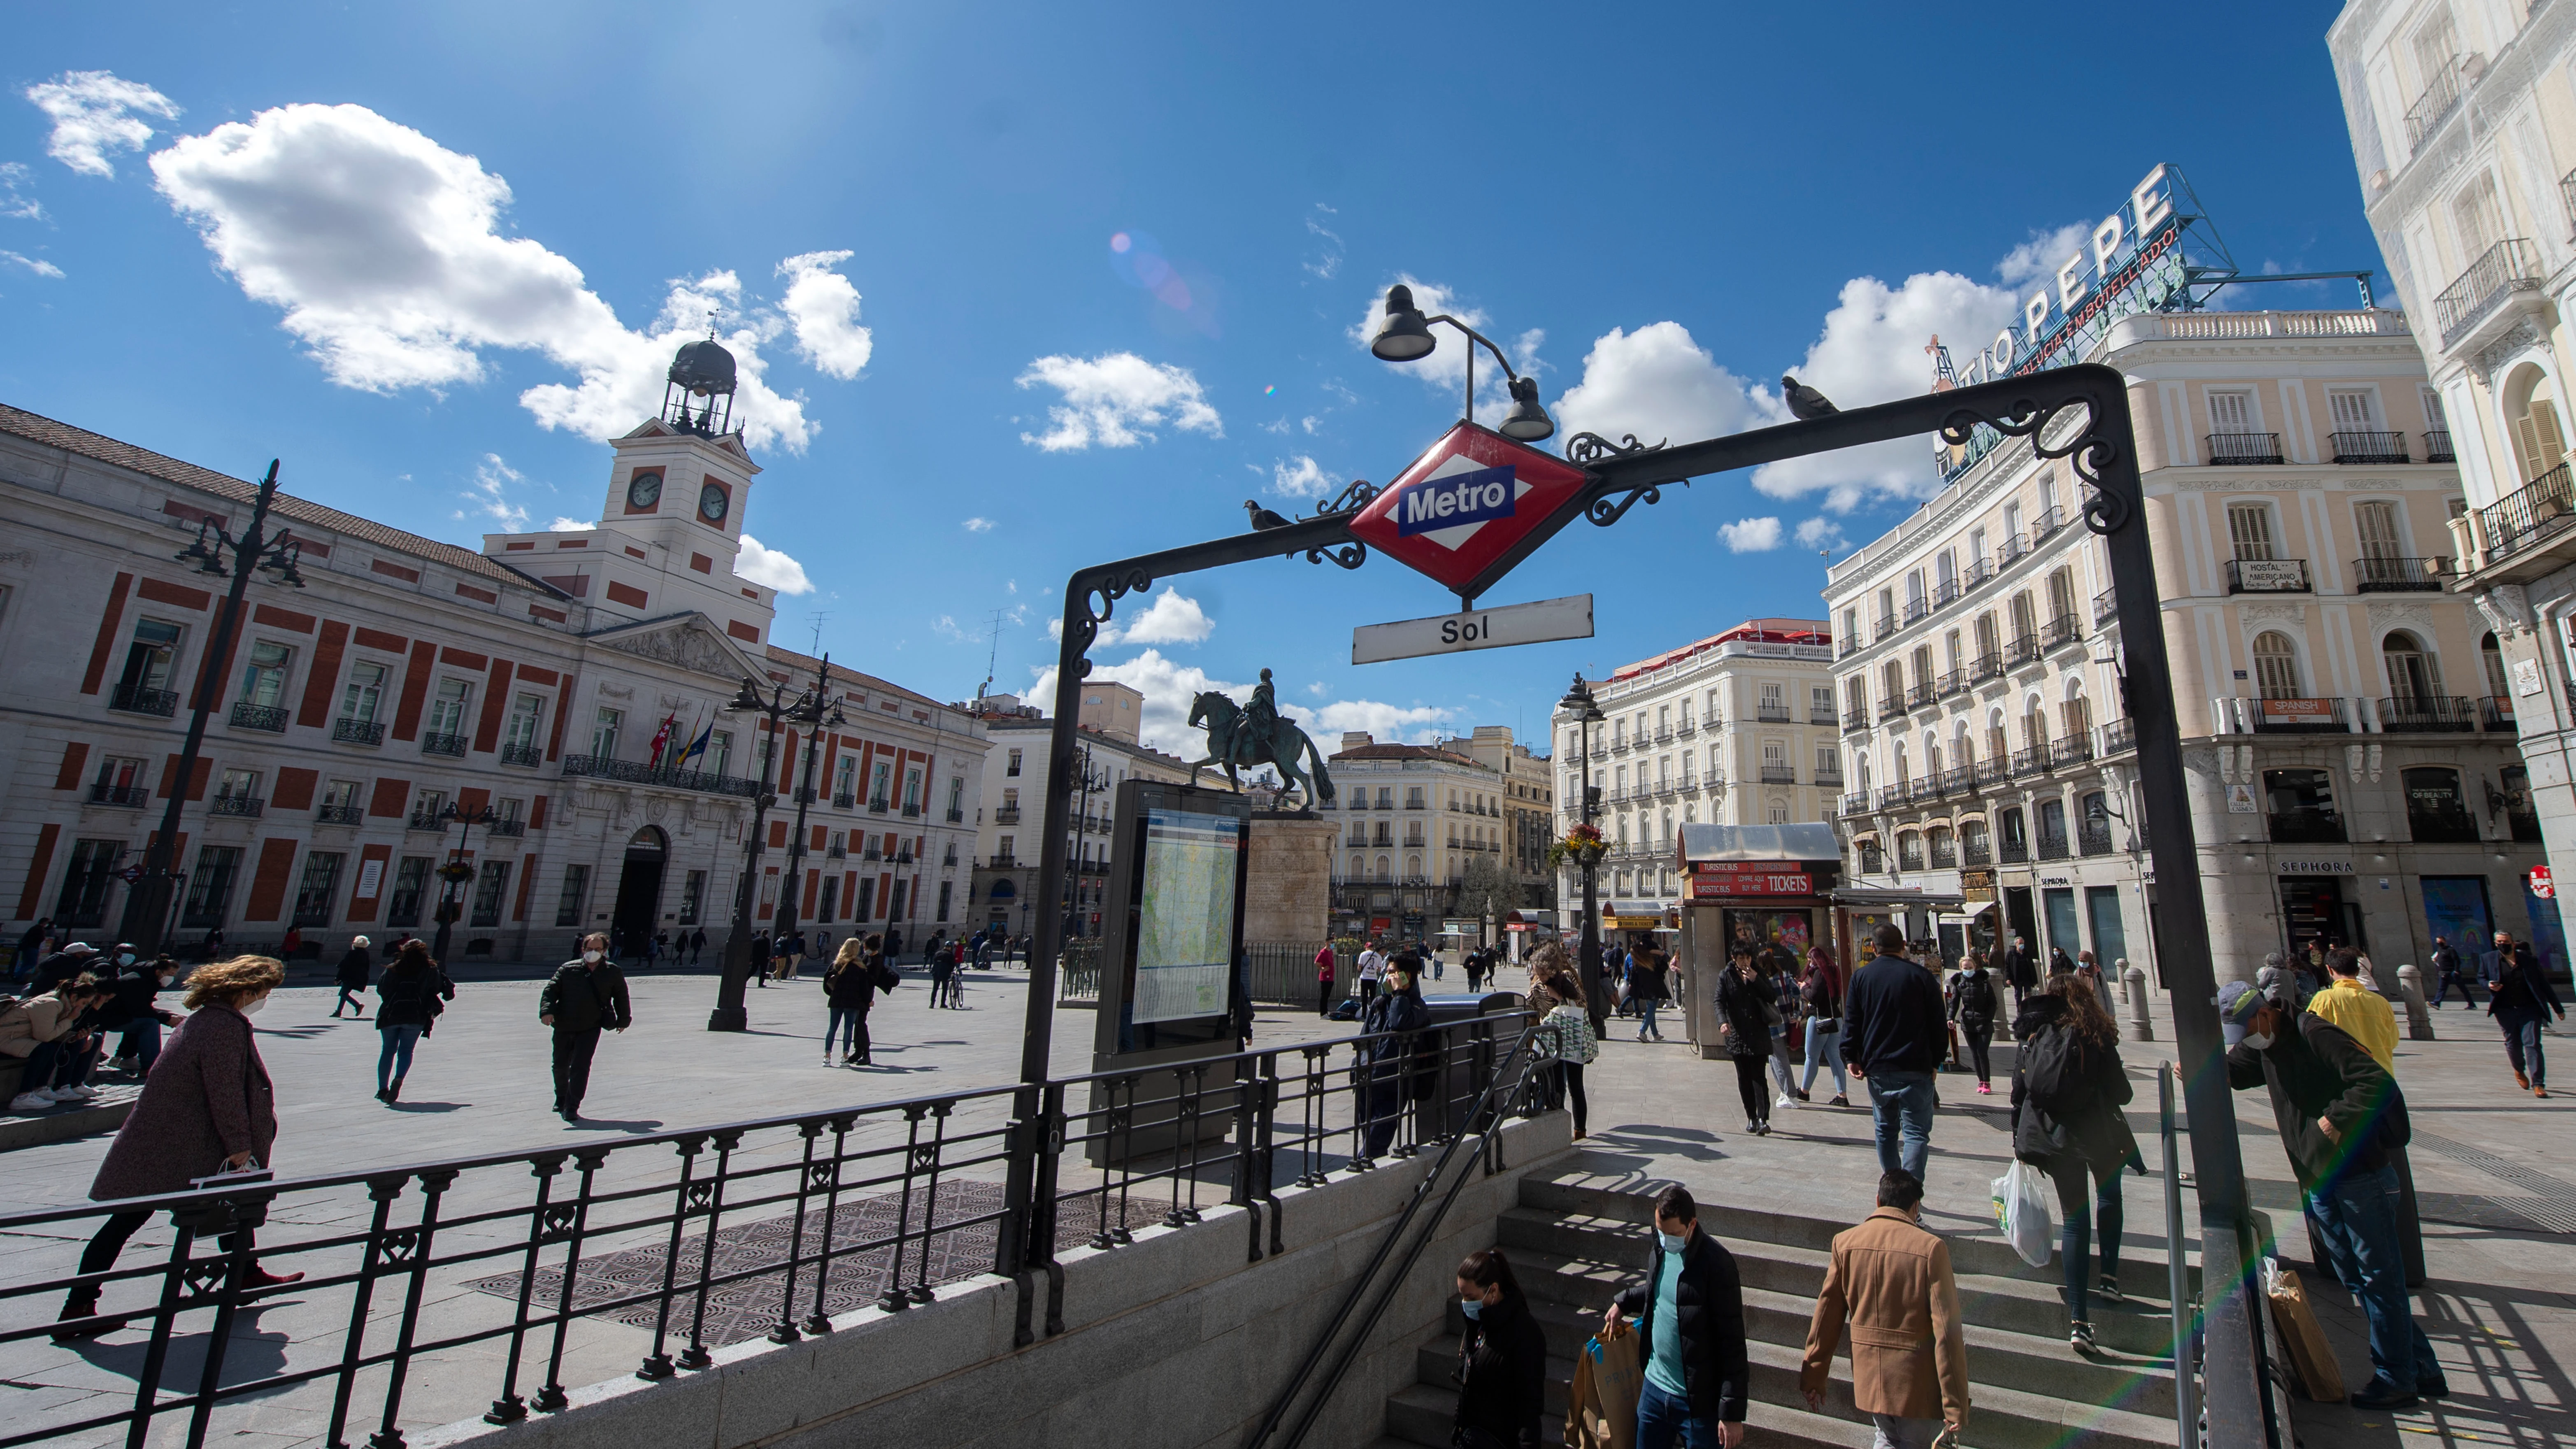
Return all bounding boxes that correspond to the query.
[1557,674,1608,1021]
[428,800,499,967]
[1370,284,1556,442]
[770,655,846,967]
[706,659,837,1030]
[117,460,306,956]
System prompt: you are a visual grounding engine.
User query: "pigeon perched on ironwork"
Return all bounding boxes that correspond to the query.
[1244,499,1291,530]
[1782,375,1839,420]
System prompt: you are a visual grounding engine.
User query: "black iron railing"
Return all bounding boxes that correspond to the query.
[1877,697,1905,722]
[315,803,364,826]
[2,1016,1551,1449]
[333,717,386,746]
[1937,668,1966,697]
[2405,57,2461,148]
[2329,430,2410,464]
[2435,238,2541,347]
[2408,807,2482,844]
[2482,695,2517,731]
[88,783,149,807]
[559,754,762,798]
[1897,844,1927,871]
[1928,839,1957,869]
[2079,819,2116,857]
[209,795,263,818]
[2206,432,2284,465]
[2041,614,2082,649]
[1961,839,1992,867]
[2353,556,2450,591]
[229,702,288,733]
[2011,747,2045,778]
[111,684,179,717]
[1902,598,1929,625]
[1839,793,1870,817]
[1973,757,2008,787]
[2425,429,2455,463]
[1756,704,1791,723]
[2100,717,2137,755]
[1937,767,1973,797]
[2036,831,2071,861]
[2093,586,2117,623]
[500,745,542,768]
[486,820,527,838]
[1997,838,2031,865]
[2030,504,2064,542]
[2006,633,2039,666]
[421,732,468,758]
[1906,683,1935,710]
[1758,765,1795,785]
[2379,695,2476,731]
[1972,650,2004,682]
[2050,735,2095,769]
[1842,707,1869,733]
[2479,462,2576,561]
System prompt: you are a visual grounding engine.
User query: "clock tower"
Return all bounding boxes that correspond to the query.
[481,338,781,646]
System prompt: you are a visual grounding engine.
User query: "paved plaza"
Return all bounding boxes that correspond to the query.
[0,968,2570,1449]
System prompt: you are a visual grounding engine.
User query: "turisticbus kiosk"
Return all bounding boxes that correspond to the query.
[1673,824,1842,1060]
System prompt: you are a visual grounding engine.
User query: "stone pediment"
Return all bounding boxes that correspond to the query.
[592,613,764,680]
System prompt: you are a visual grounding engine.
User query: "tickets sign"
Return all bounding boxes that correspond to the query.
[1688,861,1816,898]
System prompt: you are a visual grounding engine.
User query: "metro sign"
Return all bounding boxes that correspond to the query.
[1346,422,1593,595]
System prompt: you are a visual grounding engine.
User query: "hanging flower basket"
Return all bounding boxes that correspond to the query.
[1546,822,1607,871]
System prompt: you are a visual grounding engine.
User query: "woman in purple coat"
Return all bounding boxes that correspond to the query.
[53,955,300,1339]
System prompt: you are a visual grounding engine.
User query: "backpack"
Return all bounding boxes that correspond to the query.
[2020,1024,2090,1117]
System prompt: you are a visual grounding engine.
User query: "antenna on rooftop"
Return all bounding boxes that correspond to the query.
[977,607,1008,702]
[807,611,830,653]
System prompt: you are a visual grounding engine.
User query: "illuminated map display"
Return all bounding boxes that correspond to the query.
[1132,807,1241,1024]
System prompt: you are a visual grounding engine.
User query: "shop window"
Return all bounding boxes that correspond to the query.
[2264,768,2344,843]
[2501,765,2543,842]
[2402,766,2479,843]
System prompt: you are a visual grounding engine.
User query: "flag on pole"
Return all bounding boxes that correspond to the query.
[681,717,714,767]
[647,711,679,767]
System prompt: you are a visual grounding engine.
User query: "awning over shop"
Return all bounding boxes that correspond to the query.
[1673,822,1840,867]
[1830,886,1969,911]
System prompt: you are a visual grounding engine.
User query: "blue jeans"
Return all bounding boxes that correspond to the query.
[1801,1018,1846,1094]
[1866,1070,1936,1180]
[1637,998,1661,1035]
[377,1025,421,1092]
[2051,1155,2124,1323]
[116,1019,164,1073]
[2309,1162,2434,1391]
[826,1008,866,1056]
[1635,1378,1716,1449]
[22,1037,94,1092]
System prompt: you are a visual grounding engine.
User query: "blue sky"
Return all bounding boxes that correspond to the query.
[1,2,2381,760]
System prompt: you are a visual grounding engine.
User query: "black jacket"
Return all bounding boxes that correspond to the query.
[1714,968,1775,1059]
[2004,946,2037,989]
[539,961,633,1034]
[2480,946,2566,1022]
[1452,1293,1548,1449]
[29,950,99,996]
[2430,943,2461,977]
[824,956,878,1009]
[1362,985,1431,1063]
[335,947,374,988]
[1843,954,1944,1075]
[375,965,456,1030]
[2225,1012,2399,1192]
[1612,1228,1749,1424]
[1948,967,1999,1026]
[94,965,171,1030]
[2009,998,2138,1171]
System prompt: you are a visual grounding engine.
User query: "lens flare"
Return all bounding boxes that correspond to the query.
[1262,385,1277,397]
[1110,232,1132,254]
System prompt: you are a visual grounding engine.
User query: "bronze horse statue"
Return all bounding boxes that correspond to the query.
[1185,691,1337,807]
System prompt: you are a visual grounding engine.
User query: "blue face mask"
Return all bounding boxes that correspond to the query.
[1657,1229,1687,1253]
[1460,1297,1483,1320]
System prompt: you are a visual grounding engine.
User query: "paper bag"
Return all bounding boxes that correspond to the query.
[1564,1322,1639,1449]
[2262,1260,2347,1402]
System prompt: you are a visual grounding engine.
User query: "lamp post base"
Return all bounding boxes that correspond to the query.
[706,934,755,1032]
[707,1005,748,1032]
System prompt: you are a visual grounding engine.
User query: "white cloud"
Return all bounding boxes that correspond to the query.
[962,516,995,533]
[147,102,856,452]
[1105,587,1212,646]
[463,452,530,530]
[1016,352,1221,451]
[776,249,872,379]
[0,250,63,278]
[1997,223,2092,288]
[26,71,177,178]
[1312,698,1451,742]
[1269,454,1331,499]
[1554,321,1766,449]
[1303,206,1344,280]
[0,163,41,221]
[1794,516,1849,552]
[546,516,588,532]
[1029,649,1449,758]
[1718,516,1783,552]
[737,533,814,595]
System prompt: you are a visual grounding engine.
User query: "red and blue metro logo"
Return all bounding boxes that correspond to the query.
[1346,421,1592,593]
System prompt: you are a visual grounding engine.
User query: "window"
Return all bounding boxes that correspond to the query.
[181,845,243,929]
[1767,800,1789,824]
[2412,9,2458,99]
[1811,684,1833,718]
[2327,388,2377,433]
[2402,766,2478,843]
[933,881,951,924]
[2509,370,2567,482]
[2250,631,2304,699]
[342,661,389,723]
[387,857,432,927]
[870,761,893,807]
[1935,551,1956,589]
[426,679,470,737]
[591,707,622,758]
[2038,474,2058,520]
[834,756,858,800]
[469,860,511,927]
[1968,526,1987,562]
[1816,741,1836,774]
[292,852,344,928]
[1406,786,1425,808]
[504,693,543,754]
[2382,630,2444,702]
[55,840,125,928]
[321,778,360,813]
[2453,170,2505,259]
[90,754,146,801]
[2483,630,2510,702]
[1007,747,1024,777]
[2208,389,2255,435]
[2264,768,2344,843]
[497,797,524,828]
[239,641,293,706]
[2003,501,2022,539]
[217,767,261,801]
[2422,386,2448,432]
[1841,607,1858,644]
[2354,500,2403,562]
[413,788,446,821]
[707,729,732,779]
[817,875,839,923]
[2225,503,2276,562]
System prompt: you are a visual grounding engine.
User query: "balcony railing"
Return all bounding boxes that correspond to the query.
[1876,786,1908,811]
[869,797,891,814]
[1906,683,1936,710]
[1837,637,1861,658]
[826,842,847,859]
[486,819,526,838]
[1907,779,1939,804]
[2005,633,2040,667]
[558,753,763,797]
[1903,598,1930,626]
[1929,839,1958,869]
[2405,56,2462,148]
[110,683,179,717]
[1897,847,1927,872]
[2425,428,2455,463]
[1961,838,1992,867]
[420,731,467,758]
[2041,614,2081,650]
[1874,614,1897,641]
[87,782,148,807]
[2029,505,2064,542]
[1857,847,1885,874]
[229,702,288,733]
[2353,556,2450,592]
[1839,792,1871,816]
[2078,819,2116,856]
[1813,768,1842,788]
[2224,558,2311,594]
[1997,839,2031,864]
[1758,765,1796,785]
[988,853,1018,869]
[2379,695,2478,732]
[2049,735,2095,769]
[2329,430,2410,465]
[1756,704,1791,723]
[2482,695,2518,732]
[1877,697,1906,722]
[2250,697,2349,734]
[2478,461,2576,561]
[1972,757,2008,788]
[2093,586,2118,624]
[2268,809,2348,844]
[1937,669,1967,698]
[2099,717,2137,756]
[209,794,264,818]
[2409,807,2483,844]
[406,810,444,831]
[1997,531,2029,567]
[832,791,857,810]
[1964,556,1994,589]
[1934,578,1960,608]
[2010,747,2045,779]
[1937,766,1973,798]
[333,716,386,746]
[1972,650,2004,682]
[2035,831,2071,861]
[1676,719,1697,736]
[2435,238,2543,348]
[500,744,542,768]
[2206,432,2285,465]
[314,803,363,826]
[1843,707,1870,734]
[947,807,966,823]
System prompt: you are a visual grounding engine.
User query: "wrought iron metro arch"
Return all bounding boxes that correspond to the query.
[1006,363,2267,1444]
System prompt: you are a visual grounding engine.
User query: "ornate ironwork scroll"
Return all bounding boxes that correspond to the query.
[1937,393,2129,535]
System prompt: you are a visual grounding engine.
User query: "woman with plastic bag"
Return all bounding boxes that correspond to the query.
[2009,973,2136,1354]
[1450,1247,1547,1449]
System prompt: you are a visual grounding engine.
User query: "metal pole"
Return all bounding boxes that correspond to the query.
[429,815,484,966]
[2163,1064,2199,1449]
[118,461,284,956]
[708,688,784,1031]
[770,657,831,957]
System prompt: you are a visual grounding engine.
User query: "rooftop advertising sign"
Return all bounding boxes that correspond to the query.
[1950,165,2188,390]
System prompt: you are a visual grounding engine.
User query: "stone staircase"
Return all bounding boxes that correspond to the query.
[1369,1170,2186,1449]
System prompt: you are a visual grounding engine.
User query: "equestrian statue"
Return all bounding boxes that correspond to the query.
[1185,668,1337,808]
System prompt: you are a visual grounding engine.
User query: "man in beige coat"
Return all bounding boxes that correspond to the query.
[1799,1170,1969,1449]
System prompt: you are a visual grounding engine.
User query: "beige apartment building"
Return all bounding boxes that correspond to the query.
[1827,304,2541,982]
[1548,621,1840,936]
[2329,1,2576,956]
[1323,735,1515,942]
[1433,726,1558,907]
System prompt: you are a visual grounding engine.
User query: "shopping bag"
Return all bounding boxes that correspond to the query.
[2261,1259,2348,1402]
[1565,1322,1639,1449]
[1990,1160,2053,1268]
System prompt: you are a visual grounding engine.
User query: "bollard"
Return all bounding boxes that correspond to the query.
[2122,960,2153,1041]
[2395,963,2436,1041]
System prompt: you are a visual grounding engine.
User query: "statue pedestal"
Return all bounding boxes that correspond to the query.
[1246,811,1335,944]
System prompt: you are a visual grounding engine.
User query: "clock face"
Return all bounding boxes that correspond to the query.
[699,482,728,523]
[625,470,663,510]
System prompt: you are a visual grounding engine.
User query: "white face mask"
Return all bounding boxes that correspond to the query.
[581,950,603,963]
[238,995,267,1016]
[1656,1229,1688,1252]
[2240,1030,2273,1051]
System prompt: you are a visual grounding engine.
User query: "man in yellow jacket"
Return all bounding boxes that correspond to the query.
[1800,1170,1969,1449]
[2305,947,2397,1072]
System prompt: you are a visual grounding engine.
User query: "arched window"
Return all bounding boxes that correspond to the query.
[1374,853,1390,878]
[1892,741,1910,787]
[2482,630,2509,703]
[1898,831,1926,871]
[1404,853,1421,880]
[1953,720,1975,767]
[2381,630,2443,703]
[1346,854,1362,878]
[2504,362,2567,482]
[2250,631,2303,699]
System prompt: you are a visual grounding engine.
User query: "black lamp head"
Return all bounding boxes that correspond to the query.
[1500,375,1555,442]
[1370,284,1437,363]
[724,676,765,712]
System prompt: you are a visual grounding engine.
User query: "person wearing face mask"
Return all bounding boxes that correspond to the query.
[1603,1185,1749,1448]
[2217,978,2437,1409]
[539,933,632,1124]
[98,953,184,1077]
[1451,1247,1547,1449]
[56,955,300,1340]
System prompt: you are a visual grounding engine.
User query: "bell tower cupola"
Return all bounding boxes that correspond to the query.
[663,336,739,437]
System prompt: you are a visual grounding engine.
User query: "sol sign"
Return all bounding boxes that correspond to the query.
[2533,865,2556,900]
